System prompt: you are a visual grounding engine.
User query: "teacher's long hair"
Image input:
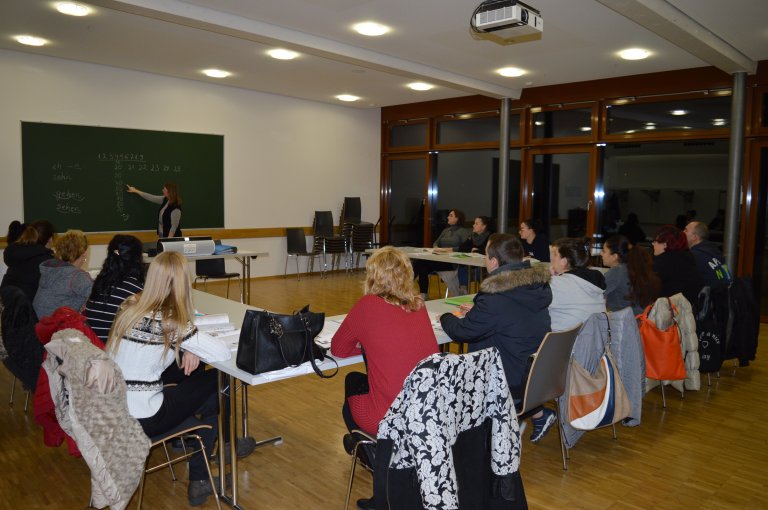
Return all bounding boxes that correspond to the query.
[107,251,194,362]
[364,246,423,312]
[164,182,182,206]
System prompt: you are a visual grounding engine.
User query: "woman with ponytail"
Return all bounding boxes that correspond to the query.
[84,235,145,341]
[548,237,606,331]
[602,235,661,313]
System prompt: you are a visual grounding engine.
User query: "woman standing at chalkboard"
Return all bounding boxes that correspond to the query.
[126,182,183,237]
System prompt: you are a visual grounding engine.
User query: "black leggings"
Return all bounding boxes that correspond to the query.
[139,365,219,481]
[342,371,370,433]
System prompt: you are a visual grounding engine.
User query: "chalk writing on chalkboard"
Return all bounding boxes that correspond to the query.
[23,122,224,232]
[94,153,184,221]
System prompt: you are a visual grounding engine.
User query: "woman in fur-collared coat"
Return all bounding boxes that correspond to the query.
[440,233,552,401]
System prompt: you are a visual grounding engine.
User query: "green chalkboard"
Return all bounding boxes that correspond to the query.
[21,122,224,233]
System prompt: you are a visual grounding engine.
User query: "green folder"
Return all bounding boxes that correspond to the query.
[444,295,476,305]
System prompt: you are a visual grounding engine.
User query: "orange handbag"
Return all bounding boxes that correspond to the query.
[637,299,687,381]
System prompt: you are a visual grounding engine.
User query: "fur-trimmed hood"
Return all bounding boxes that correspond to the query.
[480,262,551,294]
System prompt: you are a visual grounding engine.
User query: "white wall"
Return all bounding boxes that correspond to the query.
[0,49,380,277]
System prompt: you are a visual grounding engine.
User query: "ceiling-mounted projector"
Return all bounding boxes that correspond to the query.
[472,0,542,43]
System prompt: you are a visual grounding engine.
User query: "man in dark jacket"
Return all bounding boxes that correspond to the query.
[440,233,554,442]
[684,221,731,287]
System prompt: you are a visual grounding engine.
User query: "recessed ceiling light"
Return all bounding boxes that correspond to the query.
[534,121,544,126]
[645,125,656,130]
[15,35,47,46]
[579,126,592,132]
[202,69,230,78]
[497,67,526,77]
[645,122,656,126]
[56,2,91,16]
[407,82,433,91]
[336,94,360,102]
[670,109,688,116]
[353,22,390,36]
[626,130,636,134]
[618,48,651,60]
[267,48,299,60]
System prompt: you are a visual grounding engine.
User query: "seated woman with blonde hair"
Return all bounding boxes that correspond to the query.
[107,251,238,506]
[332,246,439,438]
[33,229,93,319]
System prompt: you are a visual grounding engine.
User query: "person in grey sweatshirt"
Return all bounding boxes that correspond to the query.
[411,209,470,297]
[549,237,606,331]
[33,230,93,319]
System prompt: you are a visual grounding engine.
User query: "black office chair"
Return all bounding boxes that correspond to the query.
[348,221,375,269]
[285,227,317,280]
[313,211,347,276]
[194,257,241,300]
[341,197,362,224]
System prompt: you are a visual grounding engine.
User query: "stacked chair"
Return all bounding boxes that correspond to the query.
[312,210,347,277]
[340,197,375,271]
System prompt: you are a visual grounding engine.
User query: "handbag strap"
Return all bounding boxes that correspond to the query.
[298,313,339,379]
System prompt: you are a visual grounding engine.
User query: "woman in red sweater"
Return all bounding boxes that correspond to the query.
[331,246,439,437]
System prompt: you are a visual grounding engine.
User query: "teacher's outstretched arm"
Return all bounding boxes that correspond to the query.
[126,184,163,204]
[126,182,183,237]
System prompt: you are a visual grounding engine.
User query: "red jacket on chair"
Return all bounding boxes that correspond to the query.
[33,307,105,457]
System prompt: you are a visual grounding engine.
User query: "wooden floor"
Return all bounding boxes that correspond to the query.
[1,271,766,509]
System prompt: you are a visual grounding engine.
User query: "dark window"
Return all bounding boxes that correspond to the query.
[606,95,731,134]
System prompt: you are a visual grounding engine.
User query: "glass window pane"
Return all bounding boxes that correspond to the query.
[389,123,427,147]
[762,91,768,128]
[757,147,768,314]
[437,117,499,144]
[606,95,731,134]
[532,108,592,138]
[509,113,521,141]
[532,153,591,240]
[389,159,425,246]
[433,150,519,242]
[600,140,729,247]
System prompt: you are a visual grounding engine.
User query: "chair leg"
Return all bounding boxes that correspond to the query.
[9,376,15,406]
[161,441,178,481]
[225,277,231,299]
[197,436,222,510]
[24,391,29,412]
[295,257,301,281]
[554,398,569,470]
[660,383,667,408]
[344,448,360,510]
[137,459,149,510]
[611,422,617,440]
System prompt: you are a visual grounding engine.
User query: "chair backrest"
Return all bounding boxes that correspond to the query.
[196,258,226,277]
[314,211,335,238]
[286,227,308,254]
[342,197,362,223]
[518,324,582,416]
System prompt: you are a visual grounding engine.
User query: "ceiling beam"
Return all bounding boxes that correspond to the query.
[89,0,521,99]
[595,0,757,75]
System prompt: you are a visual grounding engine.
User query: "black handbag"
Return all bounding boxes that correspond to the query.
[235,305,338,378]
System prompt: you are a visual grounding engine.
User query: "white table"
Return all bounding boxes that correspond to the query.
[145,250,268,305]
[191,289,460,508]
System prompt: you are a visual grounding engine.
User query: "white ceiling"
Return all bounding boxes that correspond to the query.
[1,0,766,108]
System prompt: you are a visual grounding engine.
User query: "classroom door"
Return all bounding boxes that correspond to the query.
[383,155,429,246]
[523,147,597,241]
